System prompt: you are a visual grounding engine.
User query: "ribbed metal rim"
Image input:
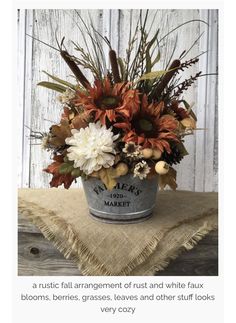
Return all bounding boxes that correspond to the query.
[88,204,155,217]
[89,211,153,224]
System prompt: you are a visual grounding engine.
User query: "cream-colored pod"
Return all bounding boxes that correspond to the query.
[152,149,162,160]
[142,148,153,159]
[115,162,129,176]
[155,161,169,175]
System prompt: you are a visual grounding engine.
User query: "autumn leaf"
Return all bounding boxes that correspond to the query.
[49,121,72,147]
[71,114,88,130]
[98,168,117,190]
[43,155,74,189]
[61,107,74,121]
[58,162,74,174]
[181,117,196,130]
[49,173,74,189]
[158,167,177,190]
[43,156,62,175]
[147,165,158,179]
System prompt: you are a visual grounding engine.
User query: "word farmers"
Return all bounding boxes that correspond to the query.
[93,183,142,196]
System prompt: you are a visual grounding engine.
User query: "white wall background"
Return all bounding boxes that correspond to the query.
[17,9,218,192]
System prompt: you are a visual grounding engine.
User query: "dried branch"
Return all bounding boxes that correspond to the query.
[172,72,202,98]
[179,57,199,70]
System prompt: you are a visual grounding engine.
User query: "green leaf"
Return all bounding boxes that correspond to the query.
[181,100,198,121]
[42,71,77,90]
[37,81,67,93]
[59,163,74,174]
[180,99,190,109]
[138,70,169,81]
[145,52,152,74]
[189,109,197,121]
[71,168,82,178]
[145,30,159,73]
[179,99,197,121]
[151,49,161,68]
[176,142,189,157]
[117,57,126,81]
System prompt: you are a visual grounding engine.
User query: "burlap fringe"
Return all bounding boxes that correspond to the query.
[118,209,217,276]
[18,198,111,276]
[145,221,218,275]
[18,197,217,276]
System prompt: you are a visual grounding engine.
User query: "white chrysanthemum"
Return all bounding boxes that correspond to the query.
[65,122,119,175]
[133,161,150,180]
[58,89,75,104]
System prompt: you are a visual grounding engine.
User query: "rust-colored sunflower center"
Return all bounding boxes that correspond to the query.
[96,96,120,110]
[132,116,157,138]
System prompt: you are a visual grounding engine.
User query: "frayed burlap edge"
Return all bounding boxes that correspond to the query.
[137,221,218,276]
[118,209,217,275]
[18,198,110,276]
[18,197,217,276]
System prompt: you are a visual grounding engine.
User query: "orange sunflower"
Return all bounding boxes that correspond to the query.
[72,77,140,125]
[122,96,179,153]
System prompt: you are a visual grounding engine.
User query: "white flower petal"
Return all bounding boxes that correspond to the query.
[65,121,117,175]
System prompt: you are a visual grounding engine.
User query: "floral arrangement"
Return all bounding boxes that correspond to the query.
[36,11,202,191]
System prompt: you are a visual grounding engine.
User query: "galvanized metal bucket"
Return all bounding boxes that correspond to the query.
[82,174,158,224]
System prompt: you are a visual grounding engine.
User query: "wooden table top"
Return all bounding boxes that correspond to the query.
[18,213,218,276]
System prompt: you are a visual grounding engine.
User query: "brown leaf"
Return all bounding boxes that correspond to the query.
[71,114,88,130]
[49,121,72,147]
[180,117,196,129]
[98,168,117,190]
[61,107,74,121]
[49,173,74,189]
[158,167,177,190]
[43,156,62,175]
[147,165,157,179]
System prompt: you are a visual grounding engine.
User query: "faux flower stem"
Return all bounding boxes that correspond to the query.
[154,59,181,98]
[109,49,121,83]
[60,50,90,89]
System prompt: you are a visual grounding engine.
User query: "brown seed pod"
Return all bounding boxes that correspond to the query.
[109,49,121,83]
[60,50,90,89]
[154,59,181,97]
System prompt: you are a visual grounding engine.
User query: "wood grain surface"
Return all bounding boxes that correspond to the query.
[18,213,218,276]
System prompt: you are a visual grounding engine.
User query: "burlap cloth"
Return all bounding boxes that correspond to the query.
[18,188,218,276]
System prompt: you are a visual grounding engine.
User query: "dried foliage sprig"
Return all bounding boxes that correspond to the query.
[179,57,199,70]
[171,71,202,98]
